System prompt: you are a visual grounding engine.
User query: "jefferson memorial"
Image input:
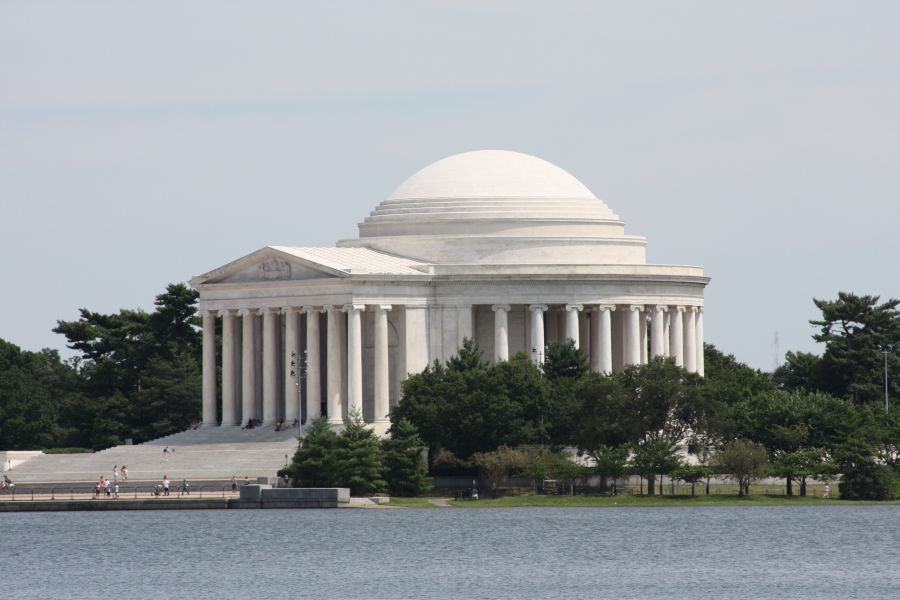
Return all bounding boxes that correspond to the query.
[192,150,709,434]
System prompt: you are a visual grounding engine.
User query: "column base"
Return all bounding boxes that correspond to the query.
[326,418,345,431]
[370,419,391,438]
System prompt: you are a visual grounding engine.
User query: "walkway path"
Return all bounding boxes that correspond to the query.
[428,497,454,508]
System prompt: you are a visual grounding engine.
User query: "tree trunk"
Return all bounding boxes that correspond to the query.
[800,477,807,497]
[691,482,695,497]
[705,478,710,495]
[647,474,656,496]
[599,474,608,494]
[786,476,793,496]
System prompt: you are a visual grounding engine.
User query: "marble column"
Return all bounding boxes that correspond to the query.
[624,305,644,366]
[303,306,322,422]
[650,305,666,358]
[664,312,670,357]
[326,306,343,426]
[239,309,257,425]
[696,308,705,377]
[492,304,510,362]
[261,307,278,425]
[201,310,217,426]
[683,307,698,373]
[639,310,648,364]
[373,305,392,428]
[221,309,237,426]
[591,305,614,373]
[344,304,365,419]
[565,304,582,348]
[579,312,591,360]
[282,307,300,424]
[669,306,685,367]
[528,304,548,365]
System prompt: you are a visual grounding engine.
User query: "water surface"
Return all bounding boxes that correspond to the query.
[2,506,897,599]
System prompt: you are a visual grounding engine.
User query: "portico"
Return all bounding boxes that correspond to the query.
[192,150,709,434]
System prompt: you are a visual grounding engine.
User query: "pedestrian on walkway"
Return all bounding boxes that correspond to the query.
[114,483,119,499]
[163,446,169,461]
[163,475,170,496]
[180,479,190,496]
[121,465,128,481]
[231,475,237,493]
[113,465,119,482]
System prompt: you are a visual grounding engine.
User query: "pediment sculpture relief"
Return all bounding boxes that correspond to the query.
[258,258,292,280]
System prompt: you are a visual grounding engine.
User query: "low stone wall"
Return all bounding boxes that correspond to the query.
[0,498,229,512]
[233,485,350,509]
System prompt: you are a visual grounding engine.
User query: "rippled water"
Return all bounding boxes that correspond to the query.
[2,506,897,599]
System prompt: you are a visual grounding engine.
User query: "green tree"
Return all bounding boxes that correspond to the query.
[382,419,431,497]
[542,340,589,382]
[285,417,340,487]
[472,445,526,498]
[567,373,632,492]
[808,293,899,405]
[52,283,202,447]
[718,439,768,496]
[616,357,707,495]
[392,343,549,460]
[670,463,711,496]
[333,411,386,495]
[0,340,81,449]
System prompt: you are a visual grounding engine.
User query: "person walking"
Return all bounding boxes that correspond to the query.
[162,475,170,496]
[163,446,169,461]
[231,475,237,493]
[180,479,190,496]
[823,482,830,498]
[113,465,119,482]
[121,465,128,481]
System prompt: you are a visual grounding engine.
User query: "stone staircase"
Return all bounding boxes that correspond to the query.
[4,426,301,484]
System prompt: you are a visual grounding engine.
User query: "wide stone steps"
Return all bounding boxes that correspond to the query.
[6,427,301,484]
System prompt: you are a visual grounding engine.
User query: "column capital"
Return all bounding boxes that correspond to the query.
[628,304,645,312]
[528,304,549,312]
[565,304,584,312]
[302,305,325,314]
[342,303,366,313]
[218,308,234,317]
[281,306,299,315]
[673,305,686,313]
[237,308,256,318]
[200,309,217,319]
[259,306,276,316]
[591,304,616,312]
[686,305,699,314]
[652,305,668,313]
[492,304,511,313]
[697,306,704,314]
[372,304,393,313]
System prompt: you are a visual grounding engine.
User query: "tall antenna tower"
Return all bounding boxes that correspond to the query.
[773,331,781,371]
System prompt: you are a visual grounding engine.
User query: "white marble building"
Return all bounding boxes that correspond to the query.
[192,150,709,434]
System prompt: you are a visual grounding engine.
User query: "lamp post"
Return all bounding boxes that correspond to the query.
[876,344,892,413]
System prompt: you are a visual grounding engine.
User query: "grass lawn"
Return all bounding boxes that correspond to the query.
[445,494,897,508]
[387,497,438,508]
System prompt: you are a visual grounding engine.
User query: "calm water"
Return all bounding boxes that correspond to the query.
[2,506,897,599]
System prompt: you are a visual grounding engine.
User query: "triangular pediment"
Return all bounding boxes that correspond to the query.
[193,247,348,286]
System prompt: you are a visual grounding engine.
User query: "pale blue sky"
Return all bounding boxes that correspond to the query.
[2,1,898,370]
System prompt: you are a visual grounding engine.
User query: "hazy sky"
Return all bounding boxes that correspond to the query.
[2,1,898,371]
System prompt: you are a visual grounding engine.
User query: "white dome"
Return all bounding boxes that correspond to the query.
[341,150,646,266]
[389,149,600,202]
